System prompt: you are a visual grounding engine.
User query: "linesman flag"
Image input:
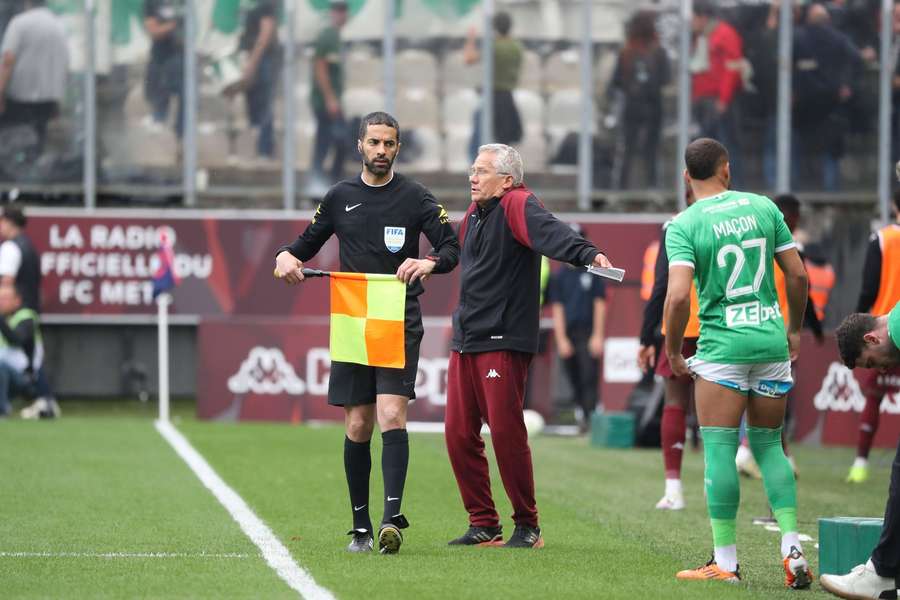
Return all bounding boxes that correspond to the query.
[152,230,180,298]
[329,272,406,368]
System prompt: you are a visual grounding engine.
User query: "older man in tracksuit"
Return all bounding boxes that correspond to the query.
[445,143,614,549]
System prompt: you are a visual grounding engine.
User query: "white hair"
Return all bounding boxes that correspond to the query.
[478,144,524,186]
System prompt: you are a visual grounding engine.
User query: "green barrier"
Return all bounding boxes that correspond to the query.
[818,517,884,575]
[590,411,634,449]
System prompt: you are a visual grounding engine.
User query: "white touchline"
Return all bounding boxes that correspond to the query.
[155,420,335,600]
[0,552,251,559]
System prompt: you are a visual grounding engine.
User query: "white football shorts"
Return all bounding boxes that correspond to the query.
[686,357,793,398]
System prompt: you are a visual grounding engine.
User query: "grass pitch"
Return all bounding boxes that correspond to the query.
[0,400,893,599]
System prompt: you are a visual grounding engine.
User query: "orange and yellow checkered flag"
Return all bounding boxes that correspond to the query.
[329,272,406,368]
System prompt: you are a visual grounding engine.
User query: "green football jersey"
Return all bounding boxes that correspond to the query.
[888,301,900,351]
[665,190,796,364]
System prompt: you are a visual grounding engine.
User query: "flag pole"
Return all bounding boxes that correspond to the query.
[157,292,171,422]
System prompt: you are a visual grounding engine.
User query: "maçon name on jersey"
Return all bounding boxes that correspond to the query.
[725,300,782,327]
[713,215,759,239]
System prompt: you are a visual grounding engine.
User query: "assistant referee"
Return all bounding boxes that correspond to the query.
[274,111,459,555]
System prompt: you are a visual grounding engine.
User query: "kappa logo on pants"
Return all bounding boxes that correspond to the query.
[486,369,501,379]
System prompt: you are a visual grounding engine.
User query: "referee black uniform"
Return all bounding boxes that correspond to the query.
[279,169,459,550]
[281,172,458,402]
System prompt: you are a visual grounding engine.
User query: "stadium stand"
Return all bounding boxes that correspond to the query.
[547,89,592,136]
[513,89,545,133]
[396,49,439,91]
[518,49,543,92]
[441,88,479,133]
[344,49,383,90]
[441,49,481,91]
[395,87,440,130]
[543,49,581,92]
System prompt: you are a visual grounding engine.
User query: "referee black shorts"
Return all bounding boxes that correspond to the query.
[327,298,423,407]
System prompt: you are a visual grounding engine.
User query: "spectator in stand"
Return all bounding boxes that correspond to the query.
[890,3,900,164]
[831,0,879,139]
[0,0,68,156]
[608,10,670,190]
[223,0,280,160]
[309,0,349,193]
[691,0,745,187]
[464,11,523,160]
[143,0,184,142]
[792,3,863,191]
[0,2,20,49]
[828,0,879,64]
[746,1,785,190]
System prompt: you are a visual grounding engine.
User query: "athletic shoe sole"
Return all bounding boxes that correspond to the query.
[504,537,545,549]
[378,526,402,554]
[819,576,876,600]
[788,566,813,590]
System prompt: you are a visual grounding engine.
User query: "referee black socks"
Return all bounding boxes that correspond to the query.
[381,428,409,524]
[344,436,373,533]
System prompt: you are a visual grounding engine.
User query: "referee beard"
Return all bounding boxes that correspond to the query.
[274,112,460,554]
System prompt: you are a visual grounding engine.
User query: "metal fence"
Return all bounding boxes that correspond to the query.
[0,0,891,221]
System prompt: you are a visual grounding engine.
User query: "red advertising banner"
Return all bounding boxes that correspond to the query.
[197,317,556,424]
[29,211,661,321]
[196,317,900,448]
[33,212,331,317]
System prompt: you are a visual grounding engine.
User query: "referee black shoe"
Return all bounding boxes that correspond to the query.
[378,514,409,555]
[346,528,373,553]
[447,526,504,547]
[503,525,544,549]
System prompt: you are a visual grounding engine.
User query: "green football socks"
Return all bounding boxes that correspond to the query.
[747,425,798,536]
[701,427,741,550]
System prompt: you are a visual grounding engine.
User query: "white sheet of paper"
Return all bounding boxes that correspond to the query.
[585,265,626,282]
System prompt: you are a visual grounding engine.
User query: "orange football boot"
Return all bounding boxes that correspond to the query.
[783,546,813,589]
[676,557,741,583]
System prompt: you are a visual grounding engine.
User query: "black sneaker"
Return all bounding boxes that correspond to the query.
[503,525,543,549]
[378,514,409,555]
[447,526,504,546]
[346,528,373,553]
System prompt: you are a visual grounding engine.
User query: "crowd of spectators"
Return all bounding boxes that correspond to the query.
[0,1,893,195]
[688,0,888,193]
[607,0,894,193]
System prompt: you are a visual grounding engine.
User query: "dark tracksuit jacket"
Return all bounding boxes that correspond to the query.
[446,184,604,530]
[451,185,602,354]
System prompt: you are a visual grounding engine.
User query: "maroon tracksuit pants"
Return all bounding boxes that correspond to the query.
[445,350,538,528]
